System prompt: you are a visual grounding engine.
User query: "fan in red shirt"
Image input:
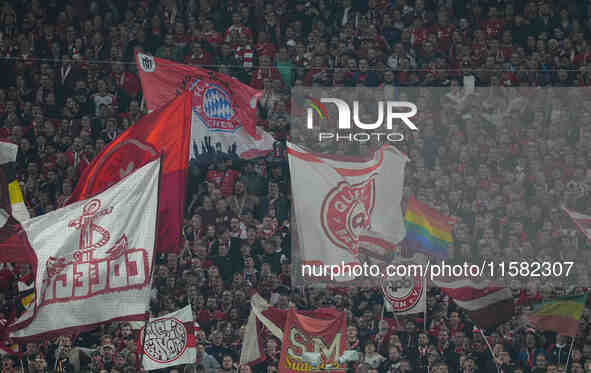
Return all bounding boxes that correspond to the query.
[200,18,223,48]
[185,42,213,67]
[75,141,95,176]
[447,311,465,337]
[471,29,488,65]
[516,284,542,307]
[64,136,85,168]
[207,160,240,198]
[431,10,455,51]
[197,296,227,332]
[192,243,213,269]
[254,32,277,59]
[304,55,331,86]
[573,43,591,66]
[224,12,253,47]
[500,30,515,60]
[173,22,191,50]
[150,14,163,38]
[397,57,413,85]
[500,70,519,86]
[234,33,255,70]
[410,17,428,47]
[110,63,141,99]
[250,55,281,90]
[56,179,73,208]
[482,6,504,39]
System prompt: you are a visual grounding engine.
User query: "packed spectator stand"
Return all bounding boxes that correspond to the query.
[0,0,591,372]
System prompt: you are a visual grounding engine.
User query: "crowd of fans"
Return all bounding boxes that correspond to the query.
[0,0,590,372]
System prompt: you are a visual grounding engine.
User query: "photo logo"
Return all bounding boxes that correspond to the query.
[306,98,418,143]
[305,96,329,122]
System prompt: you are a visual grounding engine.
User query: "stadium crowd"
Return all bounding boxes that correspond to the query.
[0,0,590,372]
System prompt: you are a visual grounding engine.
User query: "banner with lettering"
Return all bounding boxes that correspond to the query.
[139,305,196,370]
[8,159,160,340]
[279,308,347,373]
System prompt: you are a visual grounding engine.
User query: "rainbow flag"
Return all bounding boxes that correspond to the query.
[404,196,455,258]
[527,294,588,337]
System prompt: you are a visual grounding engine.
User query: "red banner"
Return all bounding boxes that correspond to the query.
[70,92,192,253]
[279,308,347,373]
[135,52,274,160]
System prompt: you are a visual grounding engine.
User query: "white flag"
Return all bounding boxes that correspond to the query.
[9,159,160,340]
[562,206,591,245]
[288,143,408,281]
[381,254,427,315]
[140,305,196,370]
[0,141,17,165]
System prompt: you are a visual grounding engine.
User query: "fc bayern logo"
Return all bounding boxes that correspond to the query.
[320,177,376,255]
[380,270,423,313]
[191,80,240,132]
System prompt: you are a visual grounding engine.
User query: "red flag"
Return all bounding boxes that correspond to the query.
[279,307,347,373]
[136,51,260,137]
[0,214,30,263]
[69,91,192,253]
[0,141,32,263]
[136,51,275,159]
[241,294,343,367]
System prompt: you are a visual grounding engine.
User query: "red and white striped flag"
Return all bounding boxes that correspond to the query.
[562,206,591,245]
[432,278,514,329]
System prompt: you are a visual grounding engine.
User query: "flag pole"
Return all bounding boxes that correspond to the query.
[565,336,575,371]
[423,266,428,331]
[387,303,400,329]
[138,154,165,370]
[479,328,500,373]
[423,298,427,331]
[138,306,152,370]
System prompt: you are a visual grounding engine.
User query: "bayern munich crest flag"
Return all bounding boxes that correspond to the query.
[381,254,427,315]
[288,143,408,282]
[139,305,196,370]
[136,52,275,159]
[9,159,160,340]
